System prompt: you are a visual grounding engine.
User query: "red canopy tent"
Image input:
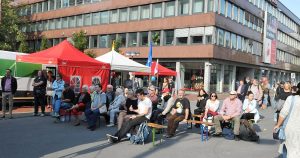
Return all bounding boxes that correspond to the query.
[16,40,110,91]
[134,62,176,76]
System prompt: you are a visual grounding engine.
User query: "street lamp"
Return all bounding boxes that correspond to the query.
[125,51,140,60]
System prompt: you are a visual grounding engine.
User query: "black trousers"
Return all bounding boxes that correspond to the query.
[34,96,46,114]
[114,116,148,141]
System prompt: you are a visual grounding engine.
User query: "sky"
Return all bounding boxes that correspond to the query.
[280,0,300,18]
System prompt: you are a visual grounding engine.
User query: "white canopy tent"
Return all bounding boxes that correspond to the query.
[95,50,150,73]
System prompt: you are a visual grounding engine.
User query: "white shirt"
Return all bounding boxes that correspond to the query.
[138,97,152,120]
[205,99,220,112]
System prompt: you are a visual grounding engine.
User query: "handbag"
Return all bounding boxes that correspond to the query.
[273,96,295,140]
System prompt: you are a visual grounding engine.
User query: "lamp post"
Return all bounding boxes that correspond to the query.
[125,51,140,60]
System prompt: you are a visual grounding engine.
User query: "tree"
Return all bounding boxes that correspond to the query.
[84,50,96,58]
[0,0,27,51]
[71,30,87,52]
[16,31,29,53]
[40,36,50,51]
[114,37,122,53]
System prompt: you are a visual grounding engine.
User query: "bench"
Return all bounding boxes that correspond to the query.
[187,120,214,142]
[147,123,167,146]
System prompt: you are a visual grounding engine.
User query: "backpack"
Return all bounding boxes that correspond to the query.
[222,127,235,140]
[239,119,259,142]
[130,122,150,145]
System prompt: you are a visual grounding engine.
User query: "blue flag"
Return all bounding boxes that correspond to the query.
[146,41,153,67]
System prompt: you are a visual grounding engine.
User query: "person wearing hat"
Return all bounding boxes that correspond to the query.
[213,90,242,141]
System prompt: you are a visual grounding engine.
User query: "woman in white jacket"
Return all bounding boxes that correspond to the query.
[242,91,260,123]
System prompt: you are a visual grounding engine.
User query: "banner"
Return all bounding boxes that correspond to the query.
[263,11,277,64]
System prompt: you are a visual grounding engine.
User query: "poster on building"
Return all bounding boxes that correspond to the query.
[263,11,277,64]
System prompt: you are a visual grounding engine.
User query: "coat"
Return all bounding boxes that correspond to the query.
[1,76,18,94]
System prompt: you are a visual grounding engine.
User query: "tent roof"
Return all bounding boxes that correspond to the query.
[95,50,150,73]
[134,62,177,76]
[16,40,110,69]
[0,50,27,60]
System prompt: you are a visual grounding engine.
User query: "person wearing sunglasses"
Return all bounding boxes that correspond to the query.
[203,92,220,131]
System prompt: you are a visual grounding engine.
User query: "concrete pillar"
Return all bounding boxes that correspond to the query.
[231,66,236,91]
[204,62,212,92]
[176,62,184,91]
[219,64,224,93]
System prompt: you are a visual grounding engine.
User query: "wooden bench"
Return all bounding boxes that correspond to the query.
[187,120,214,142]
[147,123,167,146]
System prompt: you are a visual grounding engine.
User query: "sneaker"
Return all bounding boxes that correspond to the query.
[106,123,115,127]
[40,113,45,117]
[165,134,174,138]
[33,113,38,116]
[106,134,118,143]
[212,132,222,137]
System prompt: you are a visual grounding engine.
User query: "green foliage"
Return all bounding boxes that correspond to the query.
[40,36,50,51]
[71,30,87,52]
[84,50,96,58]
[0,0,27,51]
[152,32,160,45]
[114,37,122,53]
[17,31,29,53]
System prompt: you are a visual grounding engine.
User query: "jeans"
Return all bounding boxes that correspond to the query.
[282,144,287,158]
[60,102,72,110]
[1,92,14,117]
[52,97,61,113]
[85,108,100,127]
[108,108,119,124]
[34,96,46,114]
[114,116,148,140]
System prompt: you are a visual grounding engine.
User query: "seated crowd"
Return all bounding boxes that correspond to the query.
[49,75,261,143]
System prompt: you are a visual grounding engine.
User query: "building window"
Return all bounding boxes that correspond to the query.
[84,0,91,3]
[76,0,83,5]
[141,5,150,19]
[225,31,230,48]
[237,35,242,50]
[49,0,55,10]
[92,12,100,25]
[32,4,37,14]
[37,3,43,12]
[238,8,244,24]
[37,22,43,31]
[220,0,225,15]
[108,34,116,48]
[118,34,126,47]
[192,36,203,44]
[100,11,109,24]
[99,35,108,48]
[206,35,213,44]
[233,5,238,21]
[69,16,76,28]
[69,0,75,6]
[164,30,174,45]
[245,11,250,26]
[55,18,62,29]
[140,32,149,46]
[76,15,83,27]
[128,33,137,47]
[62,17,68,28]
[90,36,98,48]
[56,0,62,9]
[84,14,91,26]
[178,0,189,15]
[226,1,232,18]
[165,1,175,17]
[119,8,128,22]
[231,33,237,49]
[207,0,215,12]
[193,0,204,13]
[49,19,55,30]
[177,37,188,45]
[151,31,161,46]
[63,0,69,8]
[217,28,224,47]
[110,10,118,23]
[152,3,162,18]
[130,7,138,21]
[43,1,48,12]
[43,21,48,31]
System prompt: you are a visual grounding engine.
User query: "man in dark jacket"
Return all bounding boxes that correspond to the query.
[1,69,18,119]
[237,80,248,102]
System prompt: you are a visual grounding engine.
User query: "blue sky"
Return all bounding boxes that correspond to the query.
[281,0,300,18]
